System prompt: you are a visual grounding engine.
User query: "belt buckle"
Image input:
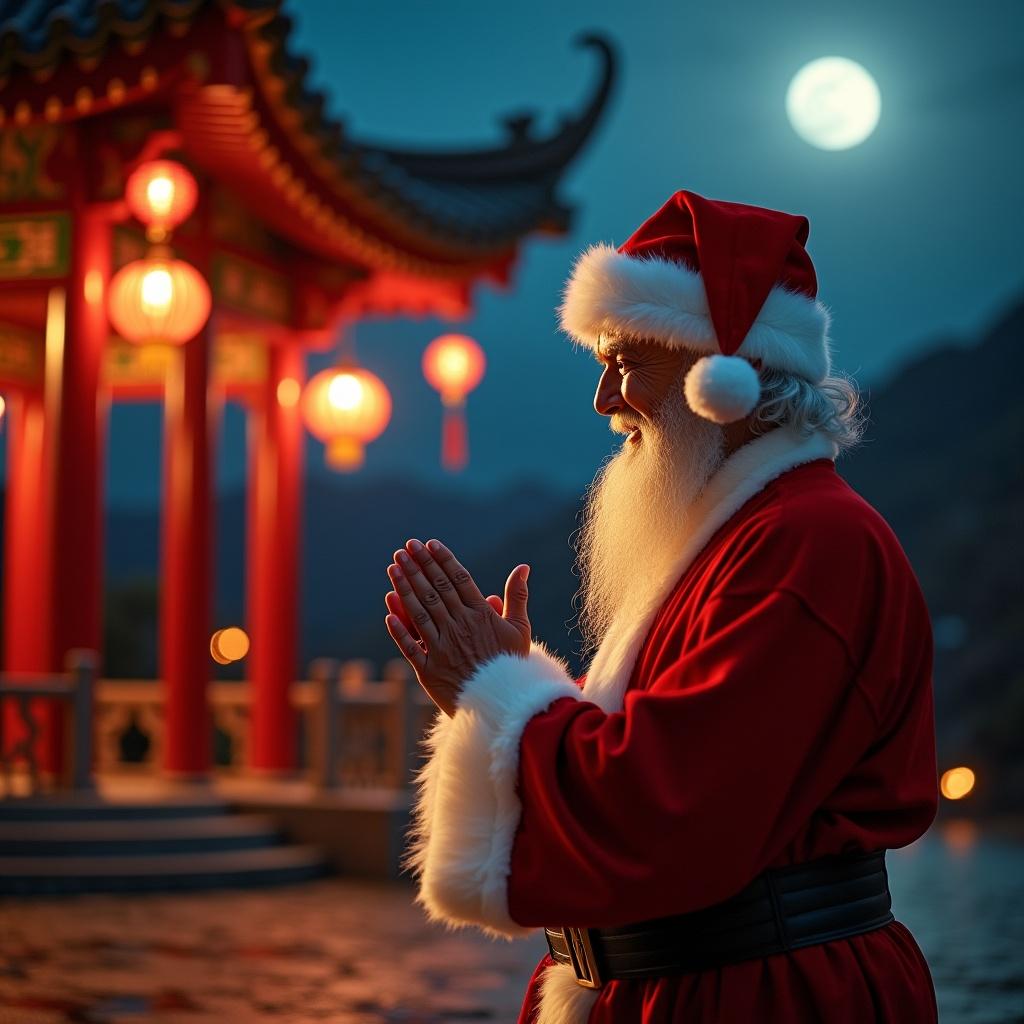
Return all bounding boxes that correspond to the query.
[561,926,602,988]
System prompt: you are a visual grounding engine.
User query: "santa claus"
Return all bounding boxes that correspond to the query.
[384,190,939,1023]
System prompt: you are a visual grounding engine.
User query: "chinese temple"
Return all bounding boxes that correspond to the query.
[0,1,614,784]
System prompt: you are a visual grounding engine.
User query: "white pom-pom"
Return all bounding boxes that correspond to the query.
[683,354,761,424]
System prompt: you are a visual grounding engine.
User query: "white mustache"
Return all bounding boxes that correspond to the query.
[610,415,643,436]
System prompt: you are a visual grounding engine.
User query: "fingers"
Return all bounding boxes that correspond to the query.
[502,564,531,634]
[387,561,439,642]
[385,613,427,672]
[385,590,420,642]
[400,539,464,615]
[419,538,487,608]
[486,595,503,615]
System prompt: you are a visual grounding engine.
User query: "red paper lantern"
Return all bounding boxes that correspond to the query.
[422,333,486,472]
[423,333,486,403]
[108,251,211,345]
[302,365,392,471]
[125,160,198,240]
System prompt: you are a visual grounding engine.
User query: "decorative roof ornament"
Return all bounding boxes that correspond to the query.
[0,3,617,273]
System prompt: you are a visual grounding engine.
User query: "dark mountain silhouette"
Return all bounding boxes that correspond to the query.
[12,475,569,680]
[840,296,1024,814]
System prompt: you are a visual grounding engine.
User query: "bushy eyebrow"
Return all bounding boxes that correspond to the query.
[596,335,629,360]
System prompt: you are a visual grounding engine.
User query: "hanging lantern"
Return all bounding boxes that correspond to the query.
[302,365,392,471]
[422,333,486,472]
[125,159,199,241]
[108,248,211,345]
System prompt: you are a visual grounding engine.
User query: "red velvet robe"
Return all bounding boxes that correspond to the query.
[409,427,938,1024]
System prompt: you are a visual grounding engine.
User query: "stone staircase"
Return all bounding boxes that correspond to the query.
[0,793,330,895]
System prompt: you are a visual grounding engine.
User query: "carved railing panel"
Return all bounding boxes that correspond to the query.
[91,659,437,790]
[0,650,96,797]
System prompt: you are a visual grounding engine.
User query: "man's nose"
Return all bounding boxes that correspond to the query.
[594,365,624,417]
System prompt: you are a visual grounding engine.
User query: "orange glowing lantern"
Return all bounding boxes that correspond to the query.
[422,333,486,471]
[108,249,212,345]
[125,159,199,241]
[302,365,392,471]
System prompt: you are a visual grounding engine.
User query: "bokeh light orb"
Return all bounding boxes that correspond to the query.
[277,377,301,408]
[786,57,881,150]
[940,766,976,801]
[210,626,250,665]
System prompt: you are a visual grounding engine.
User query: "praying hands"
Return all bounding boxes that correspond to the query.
[384,538,531,716]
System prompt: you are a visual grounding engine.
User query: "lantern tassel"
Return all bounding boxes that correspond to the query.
[441,403,468,472]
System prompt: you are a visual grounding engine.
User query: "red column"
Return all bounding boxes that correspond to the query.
[3,381,57,769]
[247,341,304,772]
[160,321,214,778]
[2,194,109,777]
[4,384,53,674]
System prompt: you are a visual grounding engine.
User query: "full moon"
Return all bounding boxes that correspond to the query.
[786,57,881,150]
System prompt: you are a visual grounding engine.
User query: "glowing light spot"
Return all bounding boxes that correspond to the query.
[141,268,174,313]
[328,372,364,411]
[210,627,250,665]
[145,176,176,218]
[940,766,976,801]
[84,270,103,306]
[439,347,469,380]
[277,377,301,407]
[0,395,6,421]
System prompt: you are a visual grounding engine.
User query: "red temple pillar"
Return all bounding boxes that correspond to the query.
[2,192,110,777]
[247,341,304,772]
[160,321,214,778]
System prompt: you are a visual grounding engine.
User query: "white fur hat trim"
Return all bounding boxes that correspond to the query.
[559,244,832,384]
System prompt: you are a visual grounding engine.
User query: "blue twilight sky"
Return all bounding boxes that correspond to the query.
[102,0,1024,502]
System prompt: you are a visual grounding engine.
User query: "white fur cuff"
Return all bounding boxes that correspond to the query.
[407,643,581,938]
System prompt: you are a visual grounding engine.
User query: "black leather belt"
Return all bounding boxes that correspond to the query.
[545,850,894,988]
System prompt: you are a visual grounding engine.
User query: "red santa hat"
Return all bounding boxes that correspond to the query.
[560,190,832,424]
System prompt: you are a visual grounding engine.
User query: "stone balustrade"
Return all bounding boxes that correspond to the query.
[1,656,435,796]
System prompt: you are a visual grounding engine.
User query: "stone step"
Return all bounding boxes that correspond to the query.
[0,844,330,895]
[0,814,282,855]
[0,793,228,822]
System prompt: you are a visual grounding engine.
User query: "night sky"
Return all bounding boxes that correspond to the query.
[55,0,1024,502]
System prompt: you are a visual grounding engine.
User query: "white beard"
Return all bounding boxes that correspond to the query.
[575,385,726,657]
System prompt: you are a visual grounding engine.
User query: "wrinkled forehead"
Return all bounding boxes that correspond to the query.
[596,330,680,360]
[596,330,639,358]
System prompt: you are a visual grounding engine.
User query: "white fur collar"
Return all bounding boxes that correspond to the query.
[582,426,838,713]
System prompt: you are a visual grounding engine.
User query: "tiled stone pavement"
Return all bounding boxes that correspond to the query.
[0,878,547,1023]
[1,826,1022,1023]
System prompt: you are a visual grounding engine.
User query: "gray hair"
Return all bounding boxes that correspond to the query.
[750,367,867,455]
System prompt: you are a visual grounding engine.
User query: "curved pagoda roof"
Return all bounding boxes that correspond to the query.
[0,0,614,319]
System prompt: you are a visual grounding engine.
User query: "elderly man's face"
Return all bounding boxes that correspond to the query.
[593,334,699,442]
